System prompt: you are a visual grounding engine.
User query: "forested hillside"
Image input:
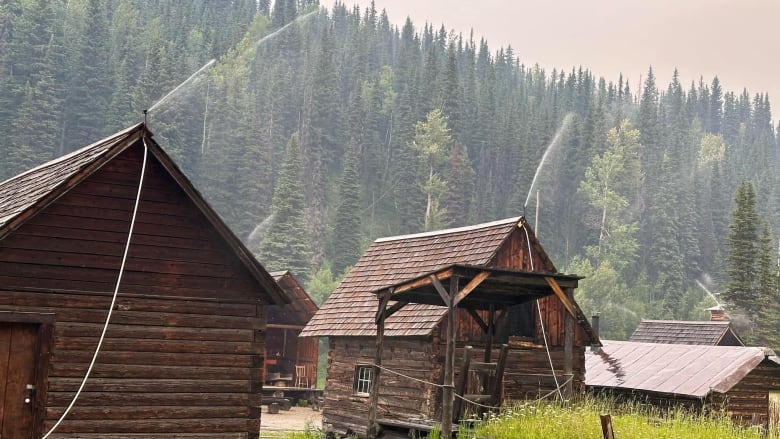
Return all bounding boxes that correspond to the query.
[2,1,779,344]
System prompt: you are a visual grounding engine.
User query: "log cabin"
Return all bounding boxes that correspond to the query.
[266,271,319,393]
[0,124,289,438]
[586,340,780,427]
[629,319,744,346]
[300,217,600,437]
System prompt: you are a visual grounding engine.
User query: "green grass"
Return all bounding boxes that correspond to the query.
[274,396,774,439]
[466,397,771,439]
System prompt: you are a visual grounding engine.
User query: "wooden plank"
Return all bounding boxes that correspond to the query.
[41,417,250,434]
[46,392,251,407]
[452,271,491,307]
[430,275,451,307]
[453,345,472,421]
[465,309,488,333]
[49,363,250,380]
[47,378,250,393]
[45,405,249,420]
[53,337,254,355]
[390,269,453,296]
[50,350,251,368]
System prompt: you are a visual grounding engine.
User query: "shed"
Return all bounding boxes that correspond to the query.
[267,270,319,388]
[300,217,599,437]
[629,320,744,346]
[586,340,780,426]
[0,124,289,438]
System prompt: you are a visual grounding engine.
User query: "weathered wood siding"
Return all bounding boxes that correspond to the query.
[324,337,439,436]
[714,360,780,426]
[0,144,268,437]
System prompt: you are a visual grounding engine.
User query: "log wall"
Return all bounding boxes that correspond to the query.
[715,360,780,426]
[324,336,587,436]
[324,337,440,437]
[0,144,269,437]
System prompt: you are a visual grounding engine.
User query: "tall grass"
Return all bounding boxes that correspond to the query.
[468,396,769,439]
[275,396,774,439]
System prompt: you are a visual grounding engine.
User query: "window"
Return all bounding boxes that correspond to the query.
[353,365,373,396]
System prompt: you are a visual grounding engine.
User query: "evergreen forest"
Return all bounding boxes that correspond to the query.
[1,0,779,346]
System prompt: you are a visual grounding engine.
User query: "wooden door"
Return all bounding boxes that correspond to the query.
[0,322,39,438]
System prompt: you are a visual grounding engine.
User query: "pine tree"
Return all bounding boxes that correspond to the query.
[753,224,778,347]
[257,133,312,280]
[724,181,761,315]
[330,144,362,276]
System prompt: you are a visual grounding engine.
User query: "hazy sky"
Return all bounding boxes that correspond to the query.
[323,0,779,106]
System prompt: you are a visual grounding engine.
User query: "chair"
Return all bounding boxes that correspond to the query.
[294,364,309,388]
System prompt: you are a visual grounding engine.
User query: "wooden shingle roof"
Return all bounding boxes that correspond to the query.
[586,340,775,397]
[0,125,139,233]
[0,123,289,305]
[269,271,319,327]
[629,320,744,346]
[300,217,522,337]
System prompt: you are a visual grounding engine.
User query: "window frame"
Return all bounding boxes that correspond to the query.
[353,364,373,396]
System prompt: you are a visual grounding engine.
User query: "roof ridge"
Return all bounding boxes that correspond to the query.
[374,216,521,243]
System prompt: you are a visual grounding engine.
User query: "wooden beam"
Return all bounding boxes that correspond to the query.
[391,268,454,296]
[430,275,451,307]
[465,309,488,333]
[441,276,458,439]
[368,291,389,439]
[381,300,408,323]
[544,276,577,317]
[374,292,392,325]
[452,271,491,307]
[545,276,602,345]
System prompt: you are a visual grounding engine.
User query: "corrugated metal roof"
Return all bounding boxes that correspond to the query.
[585,340,773,397]
[300,217,521,337]
[629,320,743,345]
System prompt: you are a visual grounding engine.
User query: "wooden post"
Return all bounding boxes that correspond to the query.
[441,276,458,439]
[453,345,472,422]
[563,288,574,397]
[600,414,615,439]
[368,291,390,439]
[484,304,495,363]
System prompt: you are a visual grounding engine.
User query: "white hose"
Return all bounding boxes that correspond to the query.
[42,140,148,438]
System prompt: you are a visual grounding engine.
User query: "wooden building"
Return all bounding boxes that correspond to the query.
[586,340,780,426]
[629,319,744,346]
[0,124,289,438]
[300,217,599,437]
[267,270,319,388]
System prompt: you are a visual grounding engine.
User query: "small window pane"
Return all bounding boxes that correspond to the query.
[354,366,372,396]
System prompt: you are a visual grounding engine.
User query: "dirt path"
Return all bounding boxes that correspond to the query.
[260,406,323,433]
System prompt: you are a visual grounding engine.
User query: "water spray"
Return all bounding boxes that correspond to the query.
[147,59,216,114]
[523,113,574,209]
[251,10,318,50]
[695,279,722,307]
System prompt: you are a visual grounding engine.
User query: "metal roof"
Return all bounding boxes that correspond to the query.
[585,340,774,398]
[629,320,744,346]
[300,217,522,337]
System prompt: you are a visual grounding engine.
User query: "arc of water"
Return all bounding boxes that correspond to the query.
[524,113,574,209]
[147,59,216,114]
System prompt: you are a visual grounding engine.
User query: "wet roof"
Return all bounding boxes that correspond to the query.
[585,340,774,397]
[300,217,523,337]
[629,320,743,346]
